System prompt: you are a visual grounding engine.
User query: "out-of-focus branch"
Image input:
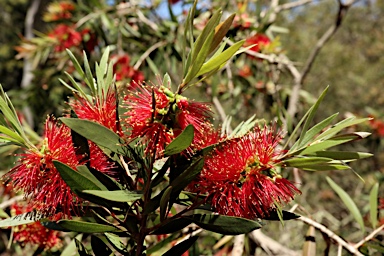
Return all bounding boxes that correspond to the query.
[133,41,167,70]
[231,234,245,256]
[249,229,301,256]
[287,0,357,118]
[275,0,313,13]
[354,224,384,249]
[0,195,25,210]
[298,215,364,256]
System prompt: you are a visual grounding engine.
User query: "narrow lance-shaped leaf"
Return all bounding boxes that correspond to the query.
[164,125,194,156]
[209,13,236,54]
[81,190,142,203]
[53,160,101,195]
[160,186,173,221]
[196,40,245,77]
[163,236,199,256]
[60,118,127,156]
[296,86,329,149]
[369,183,379,229]
[0,212,45,228]
[57,220,120,233]
[187,214,263,235]
[291,113,338,151]
[326,177,365,233]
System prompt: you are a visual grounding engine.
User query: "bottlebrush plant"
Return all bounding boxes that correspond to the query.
[0,4,371,256]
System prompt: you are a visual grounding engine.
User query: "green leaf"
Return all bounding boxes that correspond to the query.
[60,234,83,256]
[297,86,329,148]
[293,113,338,150]
[163,236,199,256]
[369,183,379,229]
[169,158,204,193]
[191,9,222,64]
[196,40,245,77]
[152,218,193,235]
[105,233,128,255]
[315,117,370,142]
[57,220,120,233]
[183,31,214,84]
[76,165,107,191]
[88,168,124,191]
[187,214,263,235]
[283,157,334,167]
[263,210,300,221]
[81,190,142,203]
[294,163,350,171]
[209,13,236,54]
[53,160,101,195]
[307,151,373,160]
[0,212,44,228]
[66,49,85,78]
[91,235,113,256]
[75,238,93,256]
[326,177,365,233]
[147,232,179,255]
[164,125,194,156]
[160,186,173,221]
[60,118,127,156]
[298,133,370,155]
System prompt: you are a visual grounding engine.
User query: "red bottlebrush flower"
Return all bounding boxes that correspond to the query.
[48,24,82,52]
[369,117,384,137]
[70,88,120,133]
[112,54,144,83]
[43,1,75,22]
[238,64,252,78]
[190,126,300,219]
[3,117,113,217]
[176,96,213,148]
[233,13,252,30]
[168,0,181,4]
[81,28,98,53]
[11,202,62,250]
[123,83,213,157]
[124,83,174,156]
[244,33,271,57]
[4,118,81,217]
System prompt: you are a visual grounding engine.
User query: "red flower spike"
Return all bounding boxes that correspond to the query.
[11,203,62,250]
[191,126,300,219]
[124,83,174,156]
[112,54,144,83]
[70,89,120,133]
[124,83,213,157]
[4,117,114,217]
[243,33,271,59]
[48,24,82,52]
[175,96,213,149]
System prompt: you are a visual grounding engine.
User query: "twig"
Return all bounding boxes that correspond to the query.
[275,0,313,12]
[0,195,25,210]
[232,234,245,256]
[133,41,167,71]
[287,0,357,118]
[212,96,232,133]
[249,229,301,256]
[298,215,364,256]
[354,224,384,249]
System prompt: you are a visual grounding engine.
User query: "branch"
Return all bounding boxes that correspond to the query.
[354,224,384,249]
[297,215,364,256]
[287,0,357,118]
[249,229,301,256]
[133,41,167,71]
[231,235,245,256]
